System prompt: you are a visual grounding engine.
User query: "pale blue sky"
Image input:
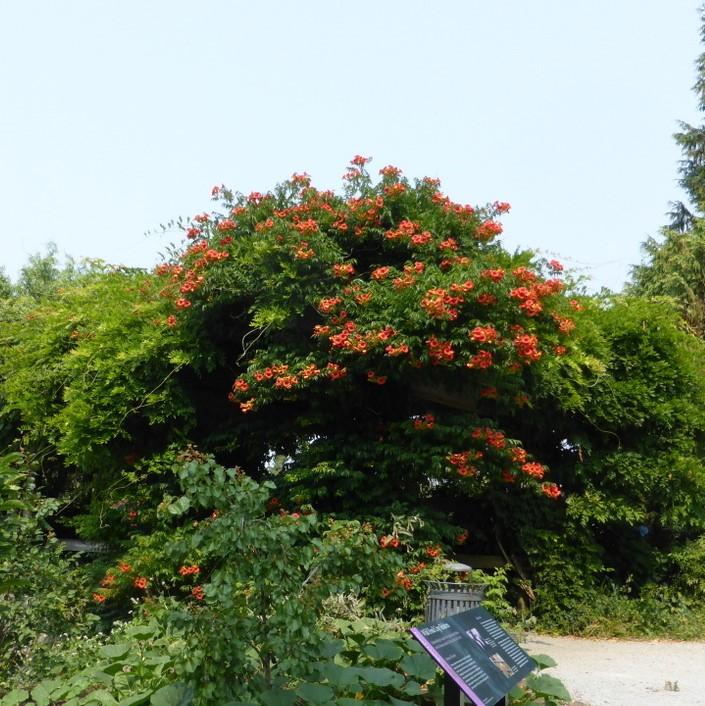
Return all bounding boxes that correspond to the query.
[1,1,702,291]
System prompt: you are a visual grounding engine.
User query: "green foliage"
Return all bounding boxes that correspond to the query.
[0,452,99,691]
[509,665,571,706]
[631,222,705,336]
[0,266,194,475]
[5,157,705,706]
[0,617,188,706]
[511,295,705,599]
[159,454,413,703]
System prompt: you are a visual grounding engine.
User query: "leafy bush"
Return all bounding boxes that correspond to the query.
[0,452,99,691]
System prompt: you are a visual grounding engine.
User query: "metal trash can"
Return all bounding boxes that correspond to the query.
[424,580,487,621]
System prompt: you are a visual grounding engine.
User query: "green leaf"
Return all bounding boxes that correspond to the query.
[295,683,334,704]
[508,685,525,699]
[30,684,52,706]
[313,663,361,689]
[357,666,405,688]
[258,690,297,706]
[125,625,158,640]
[399,654,437,681]
[117,694,151,706]
[1,689,29,706]
[82,690,118,706]
[99,644,131,660]
[401,680,424,696]
[361,639,404,662]
[149,684,193,706]
[529,653,556,669]
[525,674,571,702]
[319,638,345,658]
[168,496,190,515]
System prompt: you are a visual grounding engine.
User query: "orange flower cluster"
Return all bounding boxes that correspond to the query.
[294,218,319,235]
[510,447,528,464]
[240,398,256,413]
[411,230,433,246]
[293,241,315,259]
[421,288,464,319]
[384,182,407,197]
[426,337,454,365]
[326,362,347,380]
[392,262,424,289]
[472,427,506,449]
[274,374,299,390]
[520,298,543,317]
[475,219,503,241]
[379,535,400,548]
[477,293,497,306]
[542,482,561,499]
[385,343,410,357]
[178,564,201,576]
[318,297,342,313]
[553,314,576,334]
[467,350,493,369]
[513,333,542,363]
[439,237,459,251]
[395,571,413,590]
[521,462,545,479]
[367,371,387,385]
[371,266,391,280]
[448,450,482,476]
[481,268,505,282]
[469,325,498,344]
[332,263,355,278]
[385,219,419,241]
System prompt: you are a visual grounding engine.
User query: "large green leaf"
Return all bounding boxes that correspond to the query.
[294,683,334,704]
[399,654,437,681]
[99,644,131,660]
[356,666,405,688]
[82,689,118,706]
[117,694,151,706]
[313,663,361,689]
[529,653,556,669]
[149,684,193,706]
[361,639,404,662]
[525,674,571,701]
[0,689,29,706]
[258,690,297,706]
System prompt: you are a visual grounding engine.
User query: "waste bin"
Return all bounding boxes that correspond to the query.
[424,580,487,622]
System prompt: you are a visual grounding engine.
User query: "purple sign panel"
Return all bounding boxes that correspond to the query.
[410,607,535,706]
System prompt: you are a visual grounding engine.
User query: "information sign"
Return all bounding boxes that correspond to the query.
[410,607,535,706]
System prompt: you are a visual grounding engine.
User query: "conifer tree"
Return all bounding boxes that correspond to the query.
[631,6,705,334]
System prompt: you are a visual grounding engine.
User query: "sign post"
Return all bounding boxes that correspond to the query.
[410,607,534,706]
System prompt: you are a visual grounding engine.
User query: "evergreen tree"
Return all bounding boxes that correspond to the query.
[631,6,705,334]
[672,5,705,226]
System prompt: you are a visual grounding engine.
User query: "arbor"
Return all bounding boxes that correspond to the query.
[0,159,588,552]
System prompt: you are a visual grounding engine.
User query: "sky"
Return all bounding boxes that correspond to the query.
[1,0,702,291]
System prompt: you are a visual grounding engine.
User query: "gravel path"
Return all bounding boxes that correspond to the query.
[524,634,705,706]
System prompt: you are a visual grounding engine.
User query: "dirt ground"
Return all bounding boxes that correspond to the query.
[524,633,705,706]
